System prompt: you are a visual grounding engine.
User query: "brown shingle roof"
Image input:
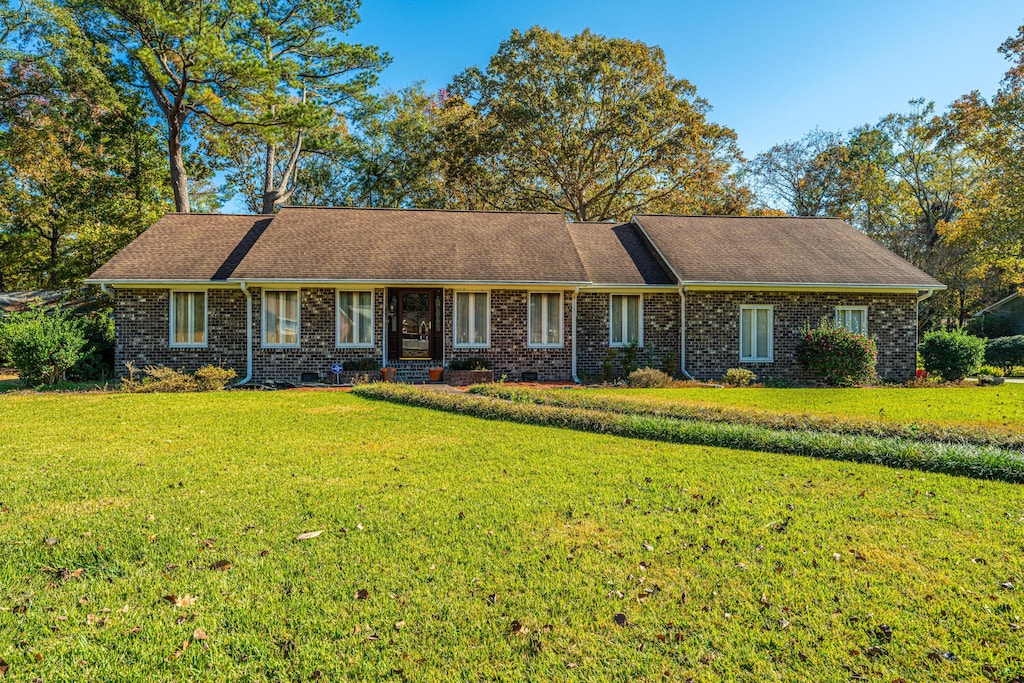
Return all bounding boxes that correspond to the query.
[229,207,590,283]
[566,223,675,286]
[86,214,271,282]
[633,215,944,288]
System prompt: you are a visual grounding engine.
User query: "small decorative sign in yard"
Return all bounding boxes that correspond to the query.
[330,362,344,384]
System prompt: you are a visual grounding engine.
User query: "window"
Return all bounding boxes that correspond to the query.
[836,306,868,335]
[454,291,489,347]
[263,290,300,347]
[337,290,373,347]
[169,291,207,347]
[739,305,773,362]
[528,292,562,347]
[610,294,642,347]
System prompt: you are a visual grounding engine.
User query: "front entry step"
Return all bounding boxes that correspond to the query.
[390,359,439,384]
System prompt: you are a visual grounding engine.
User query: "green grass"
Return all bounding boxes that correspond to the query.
[1,391,1023,682]
[588,384,1024,431]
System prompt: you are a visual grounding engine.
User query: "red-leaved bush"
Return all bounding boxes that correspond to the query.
[795,319,878,386]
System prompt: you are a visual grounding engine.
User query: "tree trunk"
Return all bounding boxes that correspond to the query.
[168,117,191,213]
[261,143,277,214]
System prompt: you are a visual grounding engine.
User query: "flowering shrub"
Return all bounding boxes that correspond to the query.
[795,318,877,386]
[721,368,757,386]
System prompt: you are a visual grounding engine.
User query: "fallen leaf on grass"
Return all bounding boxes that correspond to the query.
[209,560,231,571]
[613,613,628,627]
[394,620,405,630]
[355,588,369,600]
[297,531,323,541]
[163,594,197,608]
[172,640,189,659]
[193,628,208,641]
[0,658,7,677]
[874,624,893,643]
[126,626,142,635]
[510,620,529,636]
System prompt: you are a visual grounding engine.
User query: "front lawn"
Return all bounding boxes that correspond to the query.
[1,391,1022,681]
[590,384,1024,431]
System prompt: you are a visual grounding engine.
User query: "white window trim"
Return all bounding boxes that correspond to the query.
[336,289,375,349]
[168,290,208,348]
[527,291,564,348]
[453,291,490,349]
[608,293,644,348]
[739,304,773,363]
[262,289,301,349]
[835,305,869,334]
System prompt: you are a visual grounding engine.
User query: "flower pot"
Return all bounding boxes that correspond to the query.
[380,367,397,382]
[428,367,444,382]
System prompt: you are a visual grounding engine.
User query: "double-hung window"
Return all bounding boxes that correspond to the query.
[263,290,300,347]
[739,305,773,362]
[528,292,562,347]
[454,291,489,347]
[836,306,868,335]
[337,291,373,347]
[169,291,207,347]
[610,294,642,347]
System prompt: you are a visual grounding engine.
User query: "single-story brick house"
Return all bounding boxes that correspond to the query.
[86,207,944,383]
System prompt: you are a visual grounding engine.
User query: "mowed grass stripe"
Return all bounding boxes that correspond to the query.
[1,391,1022,682]
[356,384,1024,483]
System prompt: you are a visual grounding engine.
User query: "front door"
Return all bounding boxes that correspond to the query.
[387,289,443,360]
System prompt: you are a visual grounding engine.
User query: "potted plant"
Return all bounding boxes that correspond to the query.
[428,366,444,382]
[380,366,397,382]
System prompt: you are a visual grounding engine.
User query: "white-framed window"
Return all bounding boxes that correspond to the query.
[337,290,374,348]
[836,306,868,335]
[609,294,642,347]
[262,289,300,348]
[454,291,489,348]
[528,292,563,348]
[169,291,207,348]
[739,305,773,362]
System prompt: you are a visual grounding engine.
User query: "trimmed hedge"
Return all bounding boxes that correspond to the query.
[985,336,1024,373]
[919,330,986,381]
[353,384,1024,484]
[469,384,1024,450]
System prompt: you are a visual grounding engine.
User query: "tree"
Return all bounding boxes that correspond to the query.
[210,0,385,213]
[71,0,284,213]
[0,1,170,288]
[748,129,852,216]
[440,27,748,221]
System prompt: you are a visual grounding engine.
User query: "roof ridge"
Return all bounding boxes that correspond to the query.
[280,205,564,216]
[634,214,846,220]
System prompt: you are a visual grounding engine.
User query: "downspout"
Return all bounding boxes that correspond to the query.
[917,288,935,304]
[571,286,580,384]
[678,286,694,380]
[237,282,253,385]
[100,283,114,299]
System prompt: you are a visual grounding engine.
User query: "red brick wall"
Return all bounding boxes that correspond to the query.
[442,289,574,381]
[113,288,247,375]
[576,291,681,380]
[683,290,918,382]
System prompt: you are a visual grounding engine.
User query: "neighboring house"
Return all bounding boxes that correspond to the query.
[86,207,944,383]
[972,292,1024,337]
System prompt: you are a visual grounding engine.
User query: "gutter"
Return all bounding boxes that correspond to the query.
[238,283,253,385]
[678,286,693,380]
[571,286,580,384]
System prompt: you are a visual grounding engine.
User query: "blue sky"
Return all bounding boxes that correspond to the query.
[345,0,1021,159]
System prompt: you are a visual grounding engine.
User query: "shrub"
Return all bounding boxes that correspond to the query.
[795,318,877,386]
[919,329,986,381]
[121,364,236,393]
[626,367,674,388]
[976,365,1004,378]
[344,357,381,372]
[660,351,679,378]
[721,368,757,386]
[447,357,492,371]
[69,309,115,380]
[984,335,1024,374]
[0,307,87,386]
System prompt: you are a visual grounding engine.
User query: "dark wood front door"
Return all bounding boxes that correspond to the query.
[387,288,443,360]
